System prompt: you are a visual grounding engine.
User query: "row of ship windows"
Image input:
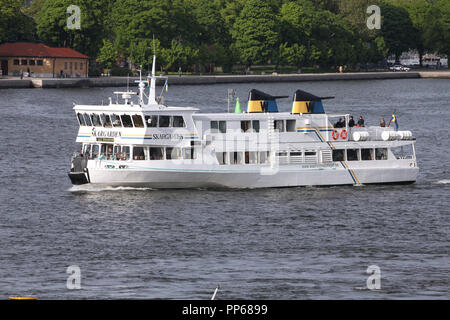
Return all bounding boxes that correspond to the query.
[332,148,388,161]
[210,119,297,133]
[77,113,185,128]
[82,144,197,161]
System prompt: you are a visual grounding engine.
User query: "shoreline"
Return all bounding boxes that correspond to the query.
[0,71,448,89]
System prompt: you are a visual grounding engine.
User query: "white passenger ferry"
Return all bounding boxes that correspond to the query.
[69,56,419,188]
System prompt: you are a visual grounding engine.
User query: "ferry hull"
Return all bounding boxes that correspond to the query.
[82,166,419,189]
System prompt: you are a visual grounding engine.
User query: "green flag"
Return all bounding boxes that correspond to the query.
[234,97,242,113]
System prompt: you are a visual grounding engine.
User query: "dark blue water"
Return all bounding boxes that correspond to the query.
[0,79,449,299]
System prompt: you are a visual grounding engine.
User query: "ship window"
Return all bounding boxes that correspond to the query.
[216,152,227,165]
[241,121,251,132]
[133,147,146,160]
[249,152,258,164]
[91,145,100,159]
[101,114,112,127]
[121,146,131,160]
[231,152,243,164]
[91,114,102,127]
[132,115,144,128]
[286,120,296,132]
[259,151,270,164]
[347,149,359,161]
[375,148,388,160]
[332,149,345,161]
[361,148,374,161]
[210,121,218,133]
[290,152,302,157]
[37,60,43,66]
[252,120,260,133]
[77,113,86,126]
[111,114,122,127]
[183,148,196,160]
[159,116,171,127]
[83,144,91,156]
[121,115,133,128]
[305,151,317,156]
[276,152,288,157]
[166,147,182,160]
[173,116,185,128]
[150,147,164,160]
[274,120,284,132]
[219,121,226,133]
[145,115,158,127]
[83,113,92,126]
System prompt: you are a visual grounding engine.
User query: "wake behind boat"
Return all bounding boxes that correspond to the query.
[68,55,419,188]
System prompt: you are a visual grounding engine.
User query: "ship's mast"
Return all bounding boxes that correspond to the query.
[148,55,157,105]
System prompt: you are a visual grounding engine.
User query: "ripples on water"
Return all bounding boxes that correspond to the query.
[0,79,449,299]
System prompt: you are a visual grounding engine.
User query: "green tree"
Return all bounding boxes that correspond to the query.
[231,0,279,67]
[163,40,199,71]
[380,3,417,62]
[278,43,307,69]
[36,0,110,58]
[97,39,118,69]
[0,0,36,44]
[129,38,165,71]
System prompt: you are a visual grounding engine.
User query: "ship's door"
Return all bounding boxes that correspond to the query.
[1,60,8,76]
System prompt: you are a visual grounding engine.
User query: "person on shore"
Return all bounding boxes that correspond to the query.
[178,67,182,77]
[380,118,386,127]
[357,116,365,127]
[348,116,355,127]
[20,69,23,79]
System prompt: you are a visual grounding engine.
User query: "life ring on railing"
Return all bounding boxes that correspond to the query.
[340,129,348,140]
[332,130,340,140]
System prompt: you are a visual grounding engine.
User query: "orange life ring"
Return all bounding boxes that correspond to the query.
[332,130,340,140]
[340,129,348,140]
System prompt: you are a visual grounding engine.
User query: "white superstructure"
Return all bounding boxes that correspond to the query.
[68,56,419,188]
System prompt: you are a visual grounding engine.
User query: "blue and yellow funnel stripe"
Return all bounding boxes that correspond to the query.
[246,89,288,113]
[291,89,333,114]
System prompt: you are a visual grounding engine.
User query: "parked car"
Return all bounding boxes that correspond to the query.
[390,65,410,72]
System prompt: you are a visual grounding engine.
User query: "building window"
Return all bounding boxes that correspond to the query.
[29,60,36,66]
[37,60,43,66]
[80,62,83,70]
[74,62,78,70]
[13,60,19,65]
[21,60,28,65]
[64,62,68,69]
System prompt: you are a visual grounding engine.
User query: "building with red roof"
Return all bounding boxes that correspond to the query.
[0,42,89,78]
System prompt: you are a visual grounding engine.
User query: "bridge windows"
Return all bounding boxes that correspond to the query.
[111,114,122,127]
[173,116,186,128]
[286,120,296,132]
[77,113,86,126]
[132,115,144,128]
[159,116,171,127]
[90,114,102,127]
[145,115,158,127]
[101,114,112,128]
[241,120,260,133]
[121,114,133,128]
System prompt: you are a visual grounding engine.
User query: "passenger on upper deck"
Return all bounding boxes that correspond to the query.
[348,116,355,127]
[380,118,386,127]
[335,118,345,128]
[357,116,365,127]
